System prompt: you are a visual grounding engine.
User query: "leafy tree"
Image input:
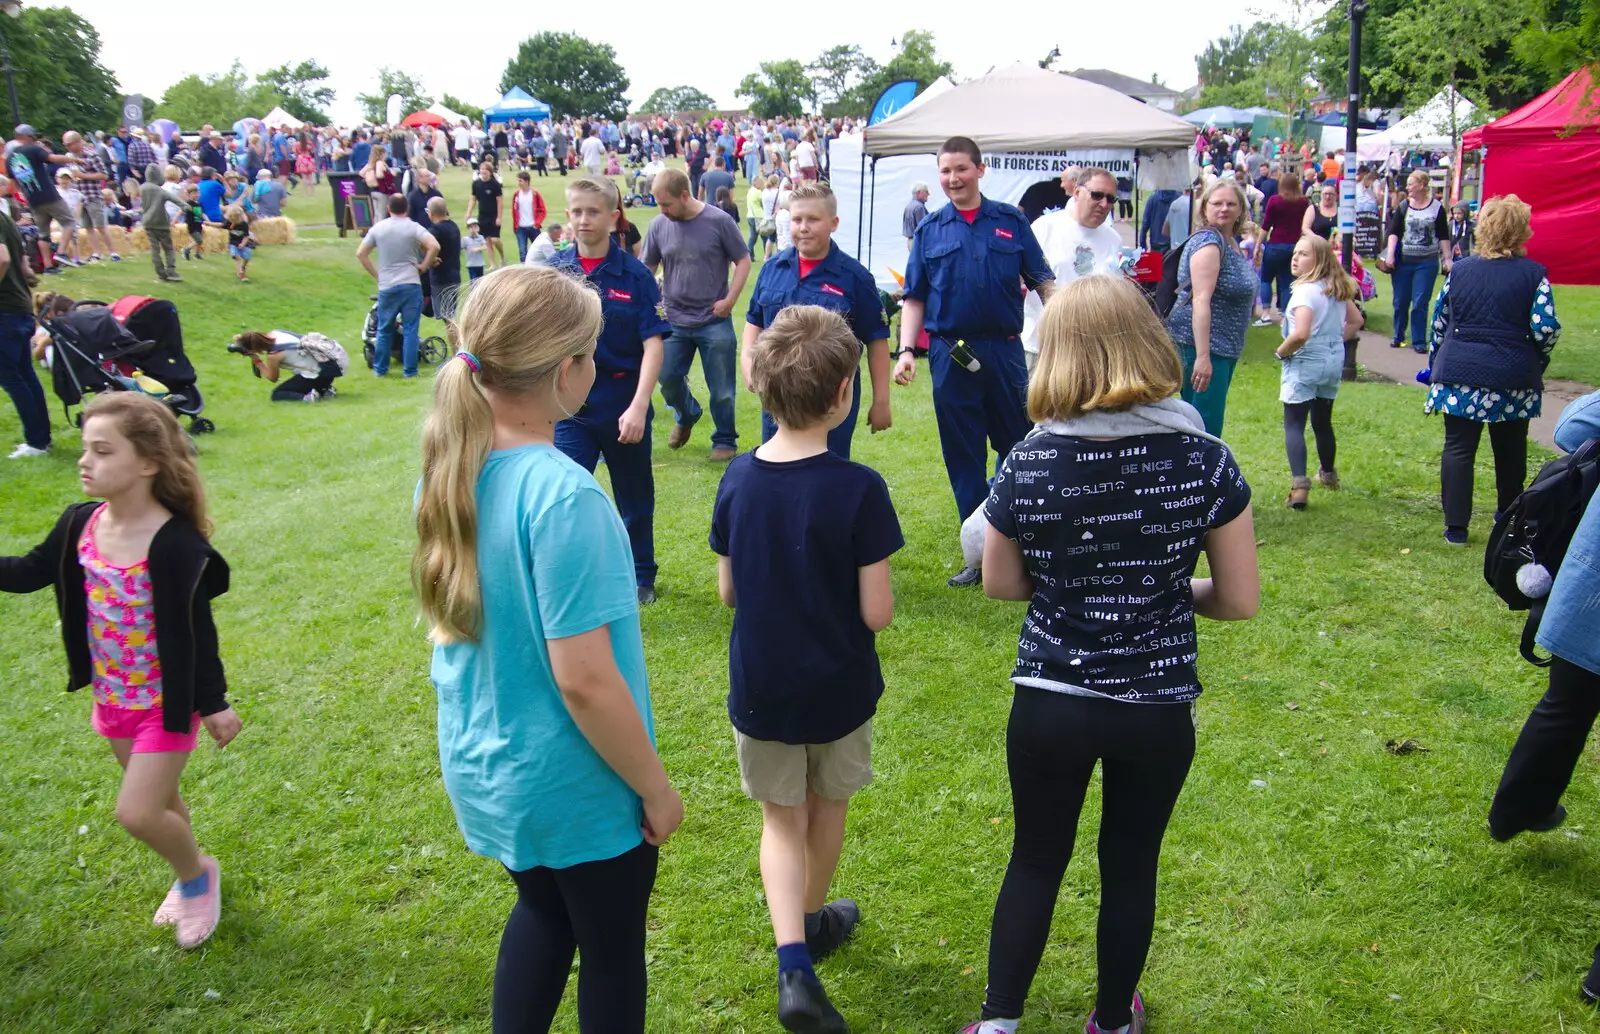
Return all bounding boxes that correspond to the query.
[356,68,432,124]
[1309,0,1410,110]
[500,32,629,119]
[159,61,279,130]
[258,60,334,124]
[5,6,121,137]
[737,60,815,119]
[808,45,878,106]
[1515,0,1600,93]
[1370,0,1533,152]
[640,85,719,115]
[440,93,484,125]
[1198,22,1290,89]
[835,30,954,117]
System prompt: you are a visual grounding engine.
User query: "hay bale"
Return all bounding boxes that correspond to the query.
[114,224,224,255]
[126,226,148,252]
[251,216,296,246]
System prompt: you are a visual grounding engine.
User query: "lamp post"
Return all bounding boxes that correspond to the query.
[1340,0,1367,275]
[0,1,22,131]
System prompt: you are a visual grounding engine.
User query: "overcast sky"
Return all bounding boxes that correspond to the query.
[64,0,1312,125]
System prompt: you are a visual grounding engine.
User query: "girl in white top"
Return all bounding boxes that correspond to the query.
[1276,233,1362,509]
[773,193,793,253]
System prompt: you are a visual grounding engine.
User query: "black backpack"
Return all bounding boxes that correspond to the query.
[1151,235,1191,320]
[1483,436,1600,665]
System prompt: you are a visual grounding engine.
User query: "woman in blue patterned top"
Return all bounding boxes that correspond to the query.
[1163,179,1258,437]
[1424,194,1560,545]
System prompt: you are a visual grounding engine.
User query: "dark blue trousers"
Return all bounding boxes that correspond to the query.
[554,373,657,587]
[928,335,1031,521]
[759,369,861,459]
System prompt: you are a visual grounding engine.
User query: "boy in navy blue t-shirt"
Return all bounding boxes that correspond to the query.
[710,304,903,1034]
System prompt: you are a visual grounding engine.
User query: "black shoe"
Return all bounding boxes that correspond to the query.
[637,585,657,606]
[806,899,860,961]
[947,565,981,588]
[777,969,850,1034]
[1583,942,1600,1004]
[1490,805,1568,842]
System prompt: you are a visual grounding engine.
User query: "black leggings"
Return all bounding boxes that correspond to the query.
[982,687,1195,1029]
[1441,414,1527,528]
[1489,655,1600,840]
[1117,198,1133,219]
[270,360,342,402]
[494,842,659,1034]
[1283,398,1336,478]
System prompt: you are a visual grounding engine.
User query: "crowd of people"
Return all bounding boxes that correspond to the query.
[0,93,1595,1034]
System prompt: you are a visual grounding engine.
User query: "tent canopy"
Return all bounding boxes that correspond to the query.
[864,63,1194,157]
[260,106,304,130]
[401,110,446,127]
[484,86,551,122]
[426,101,470,125]
[1464,65,1600,147]
[1364,88,1476,156]
[1183,105,1255,128]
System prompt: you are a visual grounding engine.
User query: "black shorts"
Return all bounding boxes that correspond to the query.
[478,223,500,239]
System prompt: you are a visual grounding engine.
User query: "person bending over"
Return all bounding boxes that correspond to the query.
[229,330,348,402]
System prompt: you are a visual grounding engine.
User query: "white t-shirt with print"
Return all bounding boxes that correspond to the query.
[1283,282,1343,349]
[1021,209,1126,355]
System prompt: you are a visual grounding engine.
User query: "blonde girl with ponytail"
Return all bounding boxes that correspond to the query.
[413,264,682,1034]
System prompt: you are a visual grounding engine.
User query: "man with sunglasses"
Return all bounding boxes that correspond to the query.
[1021,166,1127,374]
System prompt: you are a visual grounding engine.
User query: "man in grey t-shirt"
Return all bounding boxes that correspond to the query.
[643,167,751,461]
[902,182,929,249]
[355,194,440,377]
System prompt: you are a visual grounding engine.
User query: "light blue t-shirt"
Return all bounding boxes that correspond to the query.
[430,444,651,872]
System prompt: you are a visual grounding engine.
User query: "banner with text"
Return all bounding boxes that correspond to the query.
[982,150,1137,176]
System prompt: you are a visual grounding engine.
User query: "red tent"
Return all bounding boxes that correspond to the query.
[400,110,446,128]
[1464,67,1600,285]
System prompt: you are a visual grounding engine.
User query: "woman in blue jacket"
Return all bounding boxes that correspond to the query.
[1424,194,1559,545]
[1483,389,1600,999]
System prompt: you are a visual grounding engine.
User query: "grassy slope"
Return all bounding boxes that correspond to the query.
[2,166,1599,1033]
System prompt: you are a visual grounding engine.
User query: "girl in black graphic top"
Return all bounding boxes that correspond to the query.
[956,275,1260,1034]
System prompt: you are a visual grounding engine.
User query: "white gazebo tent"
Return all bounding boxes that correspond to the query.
[426,101,471,125]
[835,64,1196,289]
[1357,88,1478,161]
[260,105,305,130]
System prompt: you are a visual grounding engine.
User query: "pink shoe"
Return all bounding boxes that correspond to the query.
[1085,990,1146,1034]
[152,881,181,926]
[174,855,221,949]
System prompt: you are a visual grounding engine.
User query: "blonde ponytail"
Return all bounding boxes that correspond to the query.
[412,265,604,644]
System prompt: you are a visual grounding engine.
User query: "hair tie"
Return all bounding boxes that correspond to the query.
[456,351,481,373]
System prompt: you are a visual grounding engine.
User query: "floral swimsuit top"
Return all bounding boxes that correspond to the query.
[78,505,163,709]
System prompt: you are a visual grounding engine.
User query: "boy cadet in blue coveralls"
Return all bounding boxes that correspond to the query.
[893,136,1055,587]
[742,180,893,458]
[553,176,670,605]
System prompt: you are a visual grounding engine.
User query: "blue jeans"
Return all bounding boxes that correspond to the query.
[658,316,737,450]
[0,310,50,448]
[1260,242,1295,313]
[554,373,657,586]
[1390,257,1440,349]
[375,283,423,377]
[515,226,540,262]
[928,335,1031,521]
[1175,345,1239,438]
[746,217,758,255]
[761,370,862,459]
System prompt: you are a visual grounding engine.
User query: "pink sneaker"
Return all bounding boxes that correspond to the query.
[152,881,181,926]
[174,855,221,949]
[1085,990,1146,1034]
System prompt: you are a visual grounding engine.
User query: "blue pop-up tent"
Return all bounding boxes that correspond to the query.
[484,86,551,121]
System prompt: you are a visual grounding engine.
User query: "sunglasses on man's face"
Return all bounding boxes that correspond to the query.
[1084,190,1117,203]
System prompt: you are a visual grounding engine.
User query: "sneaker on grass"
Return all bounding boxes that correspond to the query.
[8,442,49,458]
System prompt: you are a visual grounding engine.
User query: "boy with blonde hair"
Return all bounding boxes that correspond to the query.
[711,305,903,1033]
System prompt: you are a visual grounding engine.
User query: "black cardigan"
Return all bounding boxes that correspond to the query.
[0,502,231,732]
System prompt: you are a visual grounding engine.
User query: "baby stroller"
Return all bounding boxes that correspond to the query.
[361,294,448,371]
[45,296,214,434]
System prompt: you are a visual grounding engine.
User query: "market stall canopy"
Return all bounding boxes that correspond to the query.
[426,102,470,126]
[1183,105,1256,128]
[1357,88,1476,159]
[484,87,552,122]
[400,110,446,128]
[863,63,1195,157]
[260,106,305,130]
[1464,66,1600,147]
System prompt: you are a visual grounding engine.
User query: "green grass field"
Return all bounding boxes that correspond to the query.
[4,164,1600,1033]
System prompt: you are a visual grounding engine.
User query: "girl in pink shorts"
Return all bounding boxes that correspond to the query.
[0,393,241,949]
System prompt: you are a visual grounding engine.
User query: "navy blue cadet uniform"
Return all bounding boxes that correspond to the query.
[903,197,1053,520]
[552,241,672,587]
[746,240,889,460]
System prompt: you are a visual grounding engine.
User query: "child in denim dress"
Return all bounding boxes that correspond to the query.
[1276,234,1361,509]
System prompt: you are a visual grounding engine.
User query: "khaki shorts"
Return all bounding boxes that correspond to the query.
[32,198,77,237]
[81,198,108,230]
[735,720,872,806]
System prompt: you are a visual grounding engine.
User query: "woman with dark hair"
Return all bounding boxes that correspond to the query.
[1423,194,1557,545]
[612,204,642,259]
[1303,182,1338,240]
[1255,172,1308,323]
[1383,169,1452,351]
